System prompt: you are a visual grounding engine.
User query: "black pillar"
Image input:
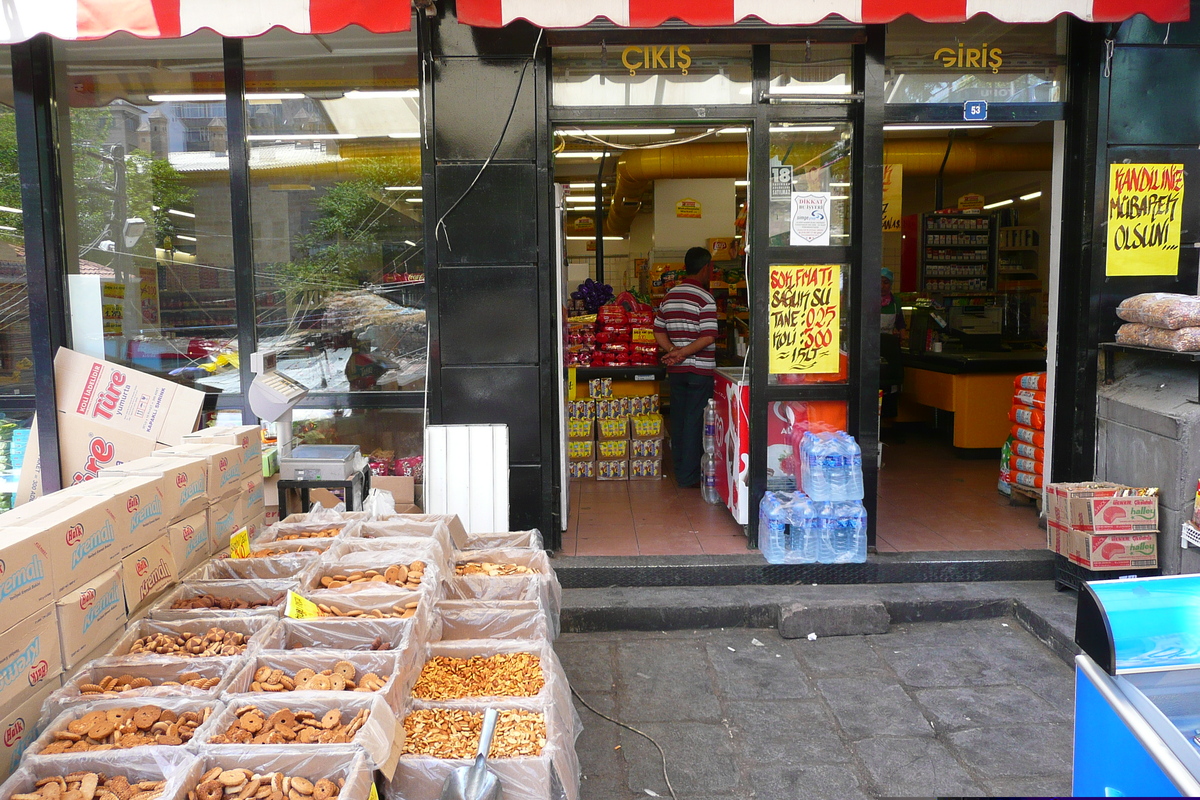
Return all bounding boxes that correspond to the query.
[424,4,559,544]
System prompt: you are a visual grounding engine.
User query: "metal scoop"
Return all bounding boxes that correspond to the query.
[440,707,504,800]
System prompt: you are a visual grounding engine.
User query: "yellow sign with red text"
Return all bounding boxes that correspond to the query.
[769,265,841,374]
[1106,163,1183,276]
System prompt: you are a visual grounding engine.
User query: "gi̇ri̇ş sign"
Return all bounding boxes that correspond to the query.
[790,192,831,246]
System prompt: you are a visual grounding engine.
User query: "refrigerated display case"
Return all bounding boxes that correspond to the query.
[1073,574,1200,797]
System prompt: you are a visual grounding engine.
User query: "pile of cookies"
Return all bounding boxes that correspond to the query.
[79,672,222,695]
[40,706,211,753]
[246,662,388,693]
[411,653,545,700]
[274,527,341,541]
[9,773,167,800]
[170,595,280,611]
[128,627,252,658]
[401,708,547,758]
[313,601,418,619]
[207,706,370,746]
[317,561,426,590]
[454,561,537,576]
[188,768,342,800]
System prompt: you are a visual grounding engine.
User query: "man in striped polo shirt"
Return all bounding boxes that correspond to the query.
[654,246,718,488]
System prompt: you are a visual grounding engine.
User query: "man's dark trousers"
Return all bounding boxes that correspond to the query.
[668,371,714,487]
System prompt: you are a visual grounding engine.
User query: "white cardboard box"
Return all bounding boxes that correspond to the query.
[58,474,167,556]
[0,676,58,782]
[55,566,126,670]
[2,494,121,596]
[155,443,242,501]
[0,604,62,713]
[0,525,55,628]
[182,425,262,480]
[103,454,208,522]
[120,534,178,613]
[168,511,211,577]
[207,495,242,554]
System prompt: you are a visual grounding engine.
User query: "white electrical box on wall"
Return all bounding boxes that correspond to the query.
[424,424,509,535]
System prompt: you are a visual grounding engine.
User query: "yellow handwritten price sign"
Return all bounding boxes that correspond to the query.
[882,164,903,233]
[1106,163,1184,276]
[228,528,251,559]
[769,265,841,374]
[285,591,321,620]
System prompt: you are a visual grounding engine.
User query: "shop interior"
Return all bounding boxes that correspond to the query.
[557,120,1054,556]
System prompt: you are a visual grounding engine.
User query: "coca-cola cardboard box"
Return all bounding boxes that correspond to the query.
[182,425,263,480]
[57,474,167,556]
[2,493,120,596]
[154,443,241,501]
[17,349,205,504]
[0,676,57,782]
[0,604,62,714]
[54,566,126,670]
[120,534,178,613]
[168,511,210,577]
[102,454,208,523]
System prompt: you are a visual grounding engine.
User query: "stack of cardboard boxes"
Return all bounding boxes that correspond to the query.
[1046,481,1160,571]
[566,379,663,483]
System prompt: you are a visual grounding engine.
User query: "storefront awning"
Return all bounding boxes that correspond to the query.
[457,0,1186,26]
[0,0,411,44]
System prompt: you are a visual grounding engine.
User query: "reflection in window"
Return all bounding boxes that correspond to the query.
[552,45,752,107]
[63,32,237,395]
[769,43,855,100]
[292,408,424,480]
[768,124,853,247]
[244,25,426,393]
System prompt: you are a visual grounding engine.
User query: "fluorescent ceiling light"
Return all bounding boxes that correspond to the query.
[559,128,677,136]
[555,152,605,159]
[176,234,197,242]
[0,226,15,231]
[148,93,305,102]
[0,206,20,214]
[168,208,195,218]
[830,182,851,187]
[769,126,836,133]
[1020,191,1043,201]
[385,186,422,192]
[734,180,749,186]
[568,205,596,211]
[768,85,853,96]
[884,124,993,131]
[568,183,601,189]
[405,198,423,203]
[387,132,421,139]
[247,133,357,141]
[566,195,600,203]
[716,127,748,134]
[983,199,1013,209]
[403,240,417,246]
[566,236,624,241]
[345,89,419,99]
[830,195,849,200]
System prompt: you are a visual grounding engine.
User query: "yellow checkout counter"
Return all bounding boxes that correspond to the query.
[898,350,1047,450]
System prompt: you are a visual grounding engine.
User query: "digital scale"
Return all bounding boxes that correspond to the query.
[248,350,309,458]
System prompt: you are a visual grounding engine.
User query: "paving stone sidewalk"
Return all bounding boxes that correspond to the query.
[556,618,1074,799]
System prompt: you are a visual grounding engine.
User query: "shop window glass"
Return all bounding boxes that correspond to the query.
[552,45,752,107]
[243,25,426,394]
[769,43,855,100]
[885,17,1067,104]
[768,123,853,246]
[291,407,424,483]
[766,263,851,387]
[0,50,34,395]
[62,32,236,397]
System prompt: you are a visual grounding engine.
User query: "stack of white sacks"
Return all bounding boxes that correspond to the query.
[0,477,577,800]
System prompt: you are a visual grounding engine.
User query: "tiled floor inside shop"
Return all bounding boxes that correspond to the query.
[562,423,1044,556]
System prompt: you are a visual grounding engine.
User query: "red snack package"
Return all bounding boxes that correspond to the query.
[392,456,424,483]
[598,305,628,324]
[602,341,630,353]
[595,328,632,343]
[368,458,391,476]
[627,311,653,326]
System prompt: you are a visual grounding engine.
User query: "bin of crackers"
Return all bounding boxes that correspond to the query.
[0,748,201,800]
[43,657,238,720]
[109,616,276,662]
[437,600,552,643]
[325,536,451,581]
[224,650,404,711]
[195,551,322,582]
[150,580,294,621]
[305,553,440,600]
[299,589,437,649]
[196,694,398,777]
[352,518,460,555]
[214,537,337,560]
[252,520,359,546]
[459,530,543,551]
[24,698,223,759]
[184,750,375,800]
[265,616,422,656]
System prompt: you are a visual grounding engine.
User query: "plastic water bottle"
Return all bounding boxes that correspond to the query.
[837,432,864,501]
[701,451,719,504]
[814,501,837,563]
[801,433,830,501]
[703,399,716,454]
[787,493,817,564]
[845,500,867,563]
[825,501,866,563]
[827,435,848,501]
[759,492,790,564]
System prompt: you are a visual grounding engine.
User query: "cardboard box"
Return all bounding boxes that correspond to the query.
[58,628,124,683]
[103,454,208,522]
[1070,495,1159,533]
[596,459,628,481]
[1045,482,1123,527]
[17,415,159,503]
[597,439,629,460]
[0,525,54,627]
[596,418,629,440]
[1070,530,1159,570]
[3,494,120,596]
[181,424,263,479]
[566,418,593,440]
[120,533,178,612]
[54,566,126,670]
[243,514,267,542]
[0,604,62,713]
[629,458,663,480]
[370,476,415,506]
[59,474,167,556]
[207,494,241,554]
[568,460,595,480]
[568,440,595,461]
[1047,520,1069,556]
[0,676,58,782]
[155,443,242,501]
[168,511,211,577]
[242,474,265,521]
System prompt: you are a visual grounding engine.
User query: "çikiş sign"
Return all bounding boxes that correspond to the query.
[621,45,692,76]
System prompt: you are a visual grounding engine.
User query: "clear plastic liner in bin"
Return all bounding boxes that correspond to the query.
[252,519,361,547]
[149,580,295,621]
[109,616,277,662]
[445,548,561,633]
[437,600,552,642]
[326,536,452,579]
[193,552,323,582]
[223,650,405,712]
[351,519,457,560]
[43,656,243,719]
[460,529,544,550]
[0,747,201,800]
[197,693,401,779]
[23,697,225,761]
[387,696,580,800]
[287,588,440,657]
[262,616,420,655]
[305,552,445,603]
[188,748,375,800]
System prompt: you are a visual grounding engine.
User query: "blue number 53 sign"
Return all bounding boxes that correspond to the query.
[963,101,988,121]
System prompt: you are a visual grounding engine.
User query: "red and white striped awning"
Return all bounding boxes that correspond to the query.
[457,0,1187,26]
[0,0,410,43]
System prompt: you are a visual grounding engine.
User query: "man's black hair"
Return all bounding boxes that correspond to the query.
[684,247,712,275]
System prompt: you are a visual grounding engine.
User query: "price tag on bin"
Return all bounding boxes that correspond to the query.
[229,528,251,559]
[285,590,321,619]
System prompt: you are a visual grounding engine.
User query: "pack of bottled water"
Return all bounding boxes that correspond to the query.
[799,431,864,502]
[758,490,866,565]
